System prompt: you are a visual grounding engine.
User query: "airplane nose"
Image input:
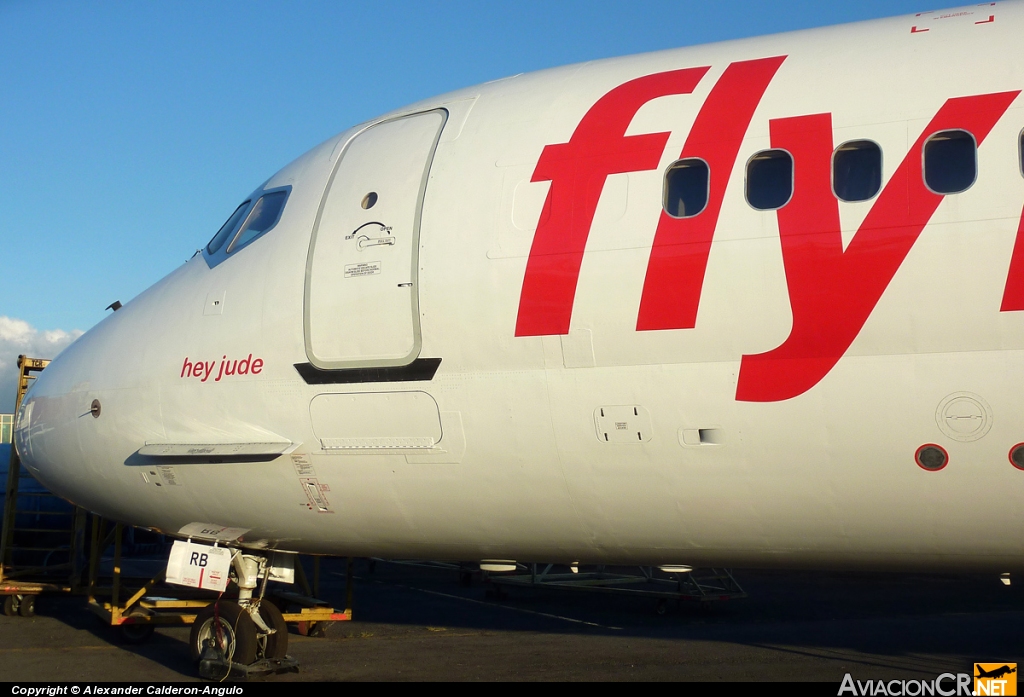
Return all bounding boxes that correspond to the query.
[15,351,92,505]
[13,297,179,519]
[13,257,220,522]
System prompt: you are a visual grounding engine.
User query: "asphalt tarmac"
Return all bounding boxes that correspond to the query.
[0,559,1020,682]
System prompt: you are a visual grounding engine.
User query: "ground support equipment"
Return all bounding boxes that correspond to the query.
[84,519,351,649]
[0,356,87,615]
[270,555,353,637]
[198,650,300,681]
[84,519,207,642]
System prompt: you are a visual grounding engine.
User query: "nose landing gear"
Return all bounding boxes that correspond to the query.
[189,552,298,680]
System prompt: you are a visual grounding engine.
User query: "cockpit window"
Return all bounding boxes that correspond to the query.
[227,190,289,253]
[202,186,291,268]
[206,201,251,255]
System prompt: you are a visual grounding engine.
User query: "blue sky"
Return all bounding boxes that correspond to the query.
[0,0,954,340]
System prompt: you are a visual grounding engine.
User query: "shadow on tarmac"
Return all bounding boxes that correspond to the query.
[10,559,1023,680]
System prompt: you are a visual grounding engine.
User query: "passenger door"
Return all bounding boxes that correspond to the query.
[304,109,447,368]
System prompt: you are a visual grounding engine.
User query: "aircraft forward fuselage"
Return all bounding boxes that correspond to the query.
[16,3,1024,572]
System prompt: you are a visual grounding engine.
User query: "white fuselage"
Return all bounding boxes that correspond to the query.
[16,4,1024,572]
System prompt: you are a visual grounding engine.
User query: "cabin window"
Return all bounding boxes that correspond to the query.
[833,140,882,202]
[923,130,976,194]
[663,158,709,218]
[206,201,251,255]
[227,190,290,253]
[746,149,793,210]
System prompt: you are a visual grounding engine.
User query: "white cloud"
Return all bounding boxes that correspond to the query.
[0,317,83,413]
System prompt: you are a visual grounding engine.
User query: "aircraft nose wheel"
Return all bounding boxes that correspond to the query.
[189,600,258,666]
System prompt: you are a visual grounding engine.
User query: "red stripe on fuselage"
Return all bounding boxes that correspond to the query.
[736,91,1020,402]
[637,56,786,331]
[514,67,710,337]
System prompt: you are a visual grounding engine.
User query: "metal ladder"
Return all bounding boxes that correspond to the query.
[0,355,86,611]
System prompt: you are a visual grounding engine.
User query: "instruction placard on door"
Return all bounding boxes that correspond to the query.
[166,540,231,592]
[344,261,381,278]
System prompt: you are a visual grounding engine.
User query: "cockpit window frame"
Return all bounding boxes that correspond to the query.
[202,185,292,268]
[205,200,252,256]
[226,188,291,254]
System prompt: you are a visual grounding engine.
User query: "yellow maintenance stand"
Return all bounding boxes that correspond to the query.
[83,518,352,643]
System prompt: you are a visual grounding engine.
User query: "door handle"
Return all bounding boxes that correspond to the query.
[357,235,396,250]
